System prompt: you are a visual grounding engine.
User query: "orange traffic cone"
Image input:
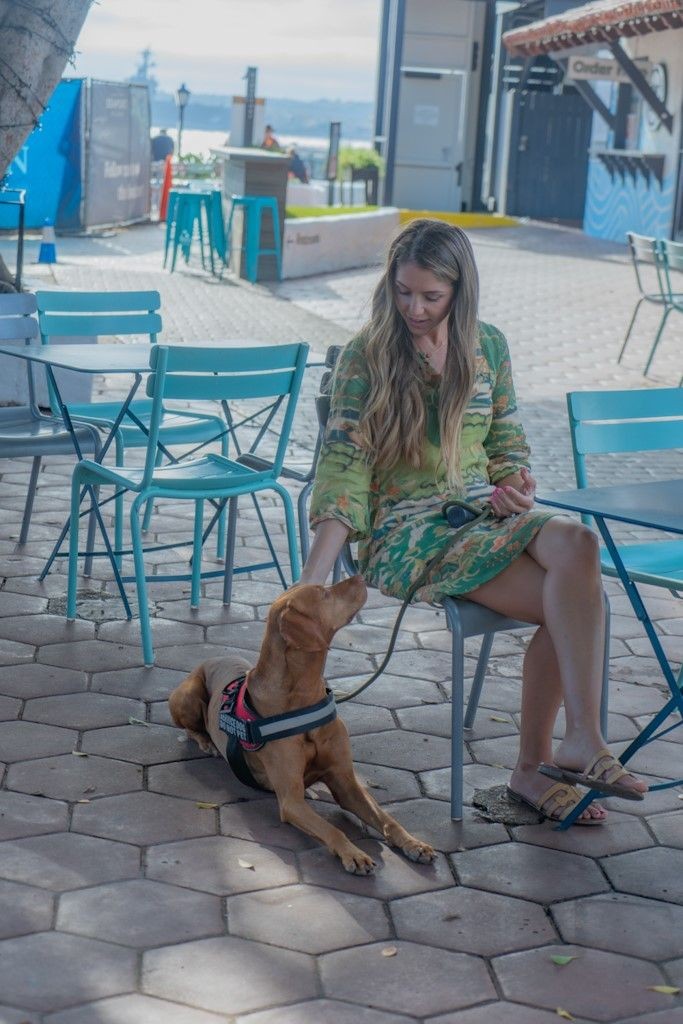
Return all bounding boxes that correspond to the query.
[159,155,173,222]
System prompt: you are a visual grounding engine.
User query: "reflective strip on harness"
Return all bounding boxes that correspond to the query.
[218,674,337,752]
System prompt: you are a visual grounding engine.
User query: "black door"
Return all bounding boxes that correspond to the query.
[506,90,592,226]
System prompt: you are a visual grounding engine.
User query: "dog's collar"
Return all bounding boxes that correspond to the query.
[218,674,337,753]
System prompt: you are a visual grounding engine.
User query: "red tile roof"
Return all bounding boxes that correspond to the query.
[503,0,683,56]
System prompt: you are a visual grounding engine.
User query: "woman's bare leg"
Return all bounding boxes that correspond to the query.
[467,548,606,820]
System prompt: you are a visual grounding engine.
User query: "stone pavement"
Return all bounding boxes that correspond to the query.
[0,221,681,1023]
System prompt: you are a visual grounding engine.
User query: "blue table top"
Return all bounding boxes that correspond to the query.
[537,479,683,535]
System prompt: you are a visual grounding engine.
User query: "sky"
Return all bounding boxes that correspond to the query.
[72,0,382,101]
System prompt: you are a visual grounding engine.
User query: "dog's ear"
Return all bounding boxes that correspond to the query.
[278,604,330,651]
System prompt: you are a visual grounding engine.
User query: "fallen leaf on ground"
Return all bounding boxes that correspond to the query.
[556,1010,574,1021]
[442,913,461,921]
[196,801,218,810]
[82,786,97,794]
[76,799,90,804]
[648,985,680,995]
[551,955,579,966]
[71,751,88,757]
[489,715,509,723]
[381,946,398,957]
[237,858,255,870]
[128,716,149,727]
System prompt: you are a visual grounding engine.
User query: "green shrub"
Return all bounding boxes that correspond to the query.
[336,146,384,182]
[286,205,379,218]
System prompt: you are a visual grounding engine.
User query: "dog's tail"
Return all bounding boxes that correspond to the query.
[169,665,215,753]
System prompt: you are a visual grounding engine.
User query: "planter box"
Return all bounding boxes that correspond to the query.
[282,207,400,279]
[0,337,95,408]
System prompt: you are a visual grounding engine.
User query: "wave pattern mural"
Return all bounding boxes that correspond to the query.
[584,160,674,242]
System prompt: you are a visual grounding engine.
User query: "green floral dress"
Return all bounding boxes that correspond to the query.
[309,322,557,602]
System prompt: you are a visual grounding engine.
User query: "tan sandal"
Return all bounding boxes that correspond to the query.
[539,747,645,801]
[507,781,605,826]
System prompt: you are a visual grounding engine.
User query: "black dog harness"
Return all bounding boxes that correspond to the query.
[218,674,338,790]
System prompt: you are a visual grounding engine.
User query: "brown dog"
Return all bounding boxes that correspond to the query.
[169,575,435,874]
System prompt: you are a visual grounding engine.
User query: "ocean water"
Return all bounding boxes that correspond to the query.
[155,127,370,159]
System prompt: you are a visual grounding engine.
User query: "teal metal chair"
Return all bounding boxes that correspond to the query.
[226,195,282,283]
[658,238,683,385]
[36,290,228,555]
[0,293,101,553]
[66,342,309,665]
[619,233,682,377]
[567,387,683,592]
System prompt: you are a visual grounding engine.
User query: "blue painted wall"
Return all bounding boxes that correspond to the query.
[0,79,83,230]
[584,159,675,242]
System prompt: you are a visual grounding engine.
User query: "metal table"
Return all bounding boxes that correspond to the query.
[537,479,683,827]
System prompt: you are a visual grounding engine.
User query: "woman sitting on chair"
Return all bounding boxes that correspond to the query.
[299,218,647,825]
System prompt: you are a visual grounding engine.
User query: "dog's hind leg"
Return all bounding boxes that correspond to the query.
[325,769,435,864]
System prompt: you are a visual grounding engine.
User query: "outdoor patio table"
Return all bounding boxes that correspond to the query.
[537,479,683,828]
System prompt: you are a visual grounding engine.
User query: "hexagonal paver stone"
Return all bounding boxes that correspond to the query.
[236,1000,418,1024]
[337,702,395,736]
[72,791,217,845]
[320,940,495,1017]
[0,591,48,617]
[299,842,454,899]
[0,878,53,939]
[452,842,609,903]
[602,846,683,904]
[45,993,232,1024]
[513,811,654,858]
[80,722,205,765]
[421,762,509,804]
[228,884,390,953]
[0,832,140,891]
[143,935,317,1015]
[0,639,33,666]
[382,799,509,853]
[493,944,671,1022]
[38,639,144,671]
[339,672,444,709]
[0,694,20,721]
[0,932,136,1012]
[648,811,683,849]
[57,878,224,948]
[22,692,145,729]
[553,892,683,960]
[0,790,68,840]
[149,758,264,806]
[0,1004,45,1024]
[146,836,298,895]
[220,796,330,852]
[0,662,87,699]
[425,1005,565,1024]
[615,1011,683,1024]
[391,886,557,956]
[0,614,94,646]
[98,617,204,648]
[6,753,143,802]
[91,665,182,701]
[351,730,453,771]
[0,720,77,762]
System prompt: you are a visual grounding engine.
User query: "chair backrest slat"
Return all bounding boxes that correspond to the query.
[35,290,160,313]
[159,342,304,373]
[39,312,162,339]
[152,370,296,401]
[567,387,683,494]
[0,317,38,341]
[627,231,664,299]
[0,293,38,316]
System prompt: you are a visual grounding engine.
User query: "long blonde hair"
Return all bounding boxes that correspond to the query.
[359,218,479,486]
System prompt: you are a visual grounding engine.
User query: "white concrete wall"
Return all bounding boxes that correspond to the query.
[282,208,401,279]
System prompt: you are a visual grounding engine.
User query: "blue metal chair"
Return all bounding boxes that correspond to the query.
[301,348,609,820]
[226,195,282,283]
[658,238,683,385]
[0,293,100,553]
[36,290,228,556]
[618,233,682,376]
[66,342,309,665]
[567,387,683,592]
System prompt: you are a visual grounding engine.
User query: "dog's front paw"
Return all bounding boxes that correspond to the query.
[401,837,436,864]
[340,846,376,875]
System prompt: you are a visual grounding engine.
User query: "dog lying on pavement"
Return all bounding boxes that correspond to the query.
[169,575,435,874]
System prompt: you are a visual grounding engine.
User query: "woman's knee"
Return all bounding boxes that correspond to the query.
[558,522,601,574]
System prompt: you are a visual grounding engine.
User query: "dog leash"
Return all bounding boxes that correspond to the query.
[333,498,493,704]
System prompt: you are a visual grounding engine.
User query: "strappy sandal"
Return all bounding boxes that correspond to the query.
[507,781,605,826]
[539,747,645,801]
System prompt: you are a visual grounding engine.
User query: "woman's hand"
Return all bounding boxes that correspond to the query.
[490,467,536,518]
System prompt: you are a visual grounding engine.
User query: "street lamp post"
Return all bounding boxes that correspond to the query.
[175,82,190,161]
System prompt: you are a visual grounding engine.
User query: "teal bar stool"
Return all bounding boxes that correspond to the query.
[164,191,216,275]
[226,195,282,283]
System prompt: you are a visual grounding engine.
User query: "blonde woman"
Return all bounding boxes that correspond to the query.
[300,218,646,825]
